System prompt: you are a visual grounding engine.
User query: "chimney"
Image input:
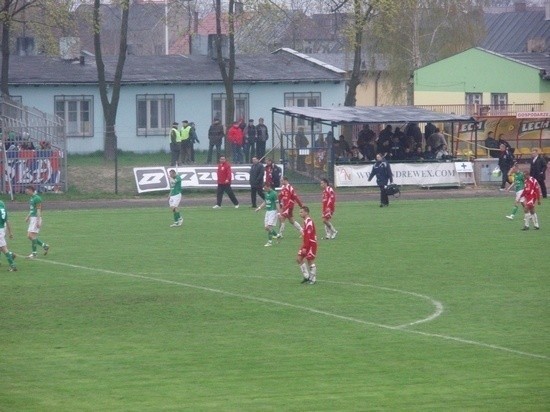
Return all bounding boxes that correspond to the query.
[514,1,527,12]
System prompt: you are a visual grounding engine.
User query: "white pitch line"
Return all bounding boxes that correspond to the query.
[39,259,548,360]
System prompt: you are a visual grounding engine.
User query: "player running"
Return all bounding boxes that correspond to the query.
[320,178,338,239]
[506,163,525,220]
[168,169,184,227]
[278,176,303,238]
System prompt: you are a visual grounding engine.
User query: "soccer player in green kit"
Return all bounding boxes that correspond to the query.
[0,200,17,271]
[255,182,280,246]
[25,185,50,258]
[506,163,525,220]
[168,169,184,227]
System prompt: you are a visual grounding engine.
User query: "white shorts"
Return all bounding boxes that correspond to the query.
[264,210,278,227]
[0,228,6,248]
[515,190,523,203]
[169,193,182,208]
[28,216,40,233]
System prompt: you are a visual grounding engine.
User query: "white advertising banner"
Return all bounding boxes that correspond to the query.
[134,164,283,193]
[334,162,471,187]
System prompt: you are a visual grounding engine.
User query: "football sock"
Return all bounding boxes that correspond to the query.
[31,239,37,252]
[300,263,309,279]
[328,222,336,232]
[511,205,518,216]
[293,221,302,231]
[309,264,317,280]
[6,251,14,265]
[279,222,286,235]
[324,225,330,237]
[524,213,530,227]
[174,211,181,221]
[270,229,278,237]
[36,239,44,247]
[532,213,539,227]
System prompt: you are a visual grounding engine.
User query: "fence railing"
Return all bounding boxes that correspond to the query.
[417,103,544,116]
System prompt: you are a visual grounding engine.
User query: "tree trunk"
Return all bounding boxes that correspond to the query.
[1,12,11,97]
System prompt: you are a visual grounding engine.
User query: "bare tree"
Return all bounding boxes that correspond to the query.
[214,0,236,158]
[93,0,129,161]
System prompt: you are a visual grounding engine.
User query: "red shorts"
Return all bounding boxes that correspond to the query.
[298,244,317,261]
[322,208,333,220]
[280,205,294,219]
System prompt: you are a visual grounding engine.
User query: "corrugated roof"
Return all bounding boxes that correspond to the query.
[272,106,474,125]
[482,10,550,53]
[4,52,344,86]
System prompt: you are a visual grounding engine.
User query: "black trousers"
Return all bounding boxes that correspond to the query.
[170,143,180,166]
[216,184,239,206]
[536,177,547,198]
[250,186,265,207]
[379,184,389,205]
[207,141,222,164]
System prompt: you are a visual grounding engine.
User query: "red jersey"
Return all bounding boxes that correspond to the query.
[523,176,541,205]
[227,124,244,145]
[278,183,303,209]
[322,185,336,214]
[300,216,318,259]
[217,161,232,184]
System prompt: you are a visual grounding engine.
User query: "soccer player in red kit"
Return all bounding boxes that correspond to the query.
[278,176,303,237]
[297,206,317,284]
[320,178,338,239]
[521,170,542,230]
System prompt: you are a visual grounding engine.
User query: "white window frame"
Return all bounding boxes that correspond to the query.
[284,92,322,133]
[211,93,249,124]
[136,94,175,136]
[55,95,93,137]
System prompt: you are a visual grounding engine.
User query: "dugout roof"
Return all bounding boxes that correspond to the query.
[271,106,474,125]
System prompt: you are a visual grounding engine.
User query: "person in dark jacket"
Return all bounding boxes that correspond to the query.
[498,143,515,190]
[530,147,547,198]
[368,153,394,207]
[207,118,224,164]
[249,156,265,208]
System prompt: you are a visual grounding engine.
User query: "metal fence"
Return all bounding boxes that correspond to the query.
[0,97,66,199]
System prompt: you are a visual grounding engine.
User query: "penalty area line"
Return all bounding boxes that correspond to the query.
[39,259,548,361]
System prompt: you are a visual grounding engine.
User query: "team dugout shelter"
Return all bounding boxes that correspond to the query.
[270,106,474,188]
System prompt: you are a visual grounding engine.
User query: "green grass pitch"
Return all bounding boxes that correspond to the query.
[0,196,548,410]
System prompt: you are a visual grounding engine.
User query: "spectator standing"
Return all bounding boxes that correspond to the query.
[320,178,338,239]
[168,169,184,227]
[265,158,281,188]
[189,122,200,163]
[378,125,393,153]
[0,200,17,271]
[405,122,423,148]
[521,170,542,230]
[530,147,547,198]
[249,156,265,208]
[297,206,318,285]
[256,117,269,160]
[485,131,500,158]
[427,128,446,152]
[227,122,244,164]
[243,119,257,163]
[255,182,280,247]
[207,119,224,164]
[498,143,515,190]
[295,127,309,171]
[357,125,375,158]
[179,120,192,164]
[213,156,239,209]
[368,153,394,207]
[278,176,304,237]
[424,122,437,147]
[169,121,181,166]
[25,185,50,258]
[335,135,351,161]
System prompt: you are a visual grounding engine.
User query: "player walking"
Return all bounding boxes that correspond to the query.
[0,200,17,271]
[25,185,50,258]
[506,163,524,220]
[297,206,317,285]
[278,176,303,238]
[521,170,542,230]
[255,182,280,247]
[320,178,338,239]
[168,169,184,227]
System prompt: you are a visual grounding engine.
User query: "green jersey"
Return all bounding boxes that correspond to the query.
[170,174,183,196]
[29,193,42,217]
[512,171,525,192]
[264,189,278,211]
[0,201,7,229]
